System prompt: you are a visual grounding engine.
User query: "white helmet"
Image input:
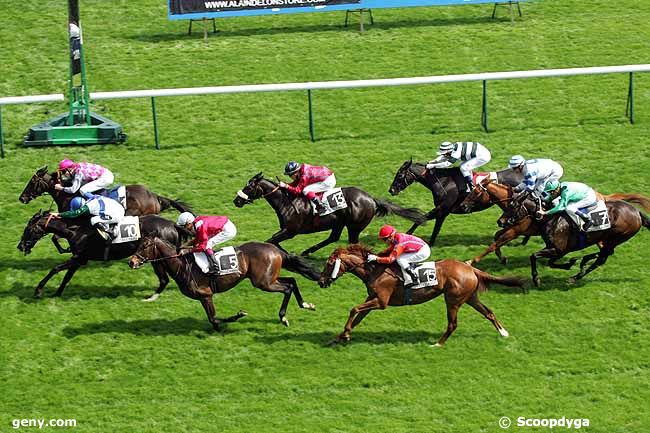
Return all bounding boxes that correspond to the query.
[177,212,195,226]
[437,141,455,155]
[509,155,526,168]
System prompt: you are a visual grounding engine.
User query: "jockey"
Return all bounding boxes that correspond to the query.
[509,155,564,200]
[55,159,114,195]
[426,141,492,192]
[53,192,125,240]
[177,212,237,274]
[538,180,598,231]
[367,225,431,286]
[279,161,336,213]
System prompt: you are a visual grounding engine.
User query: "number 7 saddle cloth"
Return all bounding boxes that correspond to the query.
[568,201,611,232]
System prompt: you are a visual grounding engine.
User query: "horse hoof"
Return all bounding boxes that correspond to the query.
[498,328,510,338]
[532,277,541,287]
[238,310,248,317]
[302,302,316,311]
[142,293,160,302]
[567,277,577,284]
[431,342,443,348]
[281,317,290,327]
[500,257,509,265]
[464,259,473,265]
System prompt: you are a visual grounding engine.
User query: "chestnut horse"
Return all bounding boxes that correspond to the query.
[129,237,321,330]
[20,166,191,216]
[318,244,524,346]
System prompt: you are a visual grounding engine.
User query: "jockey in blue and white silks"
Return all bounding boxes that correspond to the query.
[54,192,125,239]
[509,155,564,198]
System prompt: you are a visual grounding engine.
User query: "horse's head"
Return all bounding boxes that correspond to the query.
[19,166,51,204]
[233,172,276,208]
[318,245,369,288]
[459,179,492,212]
[498,193,539,228]
[389,159,421,196]
[129,236,159,269]
[17,210,53,255]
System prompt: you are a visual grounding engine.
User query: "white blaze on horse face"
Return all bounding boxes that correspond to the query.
[236,190,249,200]
[331,258,341,279]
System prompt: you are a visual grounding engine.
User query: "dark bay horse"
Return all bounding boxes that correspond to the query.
[129,237,321,330]
[318,245,524,346]
[526,200,650,286]
[17,211,189,299]
[233,172,426,257]
[20,166,191,216]
[388,160,523,245]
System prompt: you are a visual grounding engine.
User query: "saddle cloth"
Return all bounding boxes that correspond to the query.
[96,185,127,208]
[110,216,140,244]
[312,188,348,216]
[473,171,497,185]
[572,200,611,232]
[401,262,438,289]
[194,246,240,275]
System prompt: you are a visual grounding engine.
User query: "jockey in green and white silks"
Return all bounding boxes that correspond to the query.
[426,141,492,191]
[538,180,598,230]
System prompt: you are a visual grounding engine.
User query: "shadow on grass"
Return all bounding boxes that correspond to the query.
[256,329,441,346]
[130,15,506,43]
[0,282,163,301]
[0,257,75,272]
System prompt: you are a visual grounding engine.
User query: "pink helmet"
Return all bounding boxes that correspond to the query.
[58,159,75,170]
[378,225,396,239]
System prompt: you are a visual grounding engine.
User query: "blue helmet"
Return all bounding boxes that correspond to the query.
[284,161,301,175]
[70,197,86,211]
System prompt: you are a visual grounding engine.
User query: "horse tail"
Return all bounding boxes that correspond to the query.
[472,268,525,293]
[373,198,427,224]
[601,193,650,212]
[157,194,192,213]
[279,251,321,281]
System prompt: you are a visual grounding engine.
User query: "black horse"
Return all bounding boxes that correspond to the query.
[501,198,650,286]
[233,172,426,257]
[388,160,523,245]
[17,211,189,299]
[20,166,191,216]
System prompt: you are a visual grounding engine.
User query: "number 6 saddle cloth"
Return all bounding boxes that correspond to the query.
[194,246,240,276]
[313,188,348,216]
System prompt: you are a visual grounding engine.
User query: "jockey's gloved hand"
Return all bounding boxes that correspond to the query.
[367,254,378,262]
[425,163,435,170]
[279,181,287,188]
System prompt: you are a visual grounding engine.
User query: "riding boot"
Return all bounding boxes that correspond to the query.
[206,251,220,275]
[403,266,419,287]
[312,198,326,214]
[464,175,473,193]
[576,211,592,231]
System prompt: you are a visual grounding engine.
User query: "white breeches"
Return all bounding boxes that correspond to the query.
[206,220,237,250]
[566,190,598,213]
[396,244,431,269]
[89,199,124,226]
[80,170,114,194]
[302,174,336,195]
[459,148,492,178]
[534,168,564,194]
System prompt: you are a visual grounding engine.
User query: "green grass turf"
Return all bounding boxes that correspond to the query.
[1,1,649,432]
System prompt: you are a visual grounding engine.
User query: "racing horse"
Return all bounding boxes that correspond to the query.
[388,159,523,245]
[129,236,321,330]
[522,200,650,286]
[233,172,426,257]
[17,211,189,299]
[19,166,191,216]
[318,244,524,346]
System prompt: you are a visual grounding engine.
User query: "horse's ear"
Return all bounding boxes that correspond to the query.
[36,165,48,175]
[254,171,263,180]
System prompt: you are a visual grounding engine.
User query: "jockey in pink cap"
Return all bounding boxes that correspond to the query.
[55,158,114,195]
[367,225,431,286]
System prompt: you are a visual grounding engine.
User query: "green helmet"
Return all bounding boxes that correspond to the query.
[544,180,560,193]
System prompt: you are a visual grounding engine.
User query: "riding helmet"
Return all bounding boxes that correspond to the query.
[70,197,86,211]
[284,161,301,175]
[378,225,396,239]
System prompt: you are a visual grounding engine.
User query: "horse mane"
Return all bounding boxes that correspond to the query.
[333,244,373,258]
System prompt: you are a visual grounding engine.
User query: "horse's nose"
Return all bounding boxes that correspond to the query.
[388,187,397,196]
[233,198,243,208]
[128,258,138,269]
[19,196,28,204]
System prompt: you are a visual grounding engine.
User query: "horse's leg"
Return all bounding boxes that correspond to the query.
[530,247,562,287]
[469,227,518,265]
[333,295,385,344]
[300,224,344,257]
[266,228,294,247]
[33,258,80,298]
[548,257,578,270]
[53,261,83,297]
[198,296,246,331]
[143,263,169,302]
[466,292,509,338]
[519,235,531,246]
[407,207,437,235]
[50,235,71,254]
[568,252,600,282]
[278,277,315,311]
[570,249,613,282]
[435,303,460,347]
[428,211,449,246]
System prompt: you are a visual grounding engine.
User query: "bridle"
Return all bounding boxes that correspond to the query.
[132,238,181,264]
[237,179,280,204]
[23,173,51,201]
